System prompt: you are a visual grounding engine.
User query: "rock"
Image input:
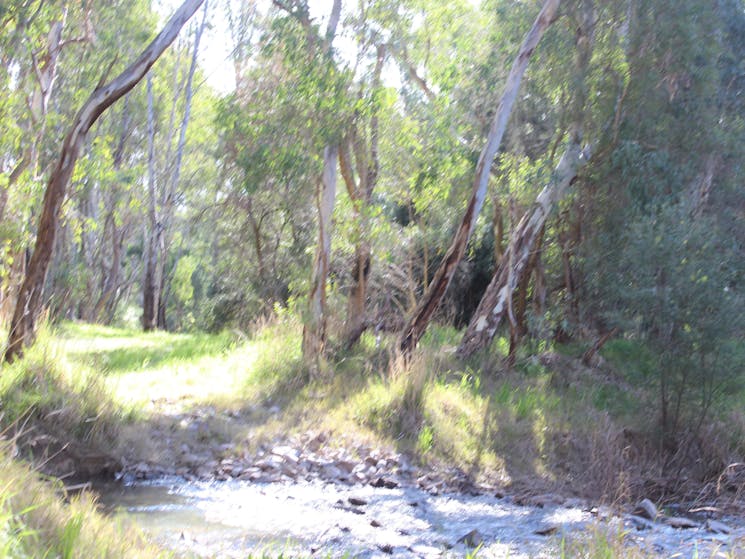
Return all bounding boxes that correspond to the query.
[337,460,357,474]
[633,498,658,521]
[457,529,484,547]
[271,445,300,464]
[664,516,699,529]
[590,505,613,520]
[333,501,365,515]
[306,431,328,452]
[371,476,398,489]
[370,519,382,528]
[705,519,732,534]
[628,515,655,530]
[349,497,368,506]
[322,465,344,479]
[280,462,298,478]
[521,493,564,508]
[256,455,284,471]
[377,544,394,554]
[410,544,442,557]
[534,525,558,536]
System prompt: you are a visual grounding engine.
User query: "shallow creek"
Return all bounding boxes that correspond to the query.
[96,478,744,558]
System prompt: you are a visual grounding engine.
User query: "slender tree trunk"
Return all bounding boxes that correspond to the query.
[5,0,204,362]
[340,44,384,349]
[398,0,561,354]
[299,0,342,373]
[302,144,339,369]
[92,220,123,322]
[457,0,595,359]
[143,74,160,331]
[158,0,208,331]
[93,101,131,323]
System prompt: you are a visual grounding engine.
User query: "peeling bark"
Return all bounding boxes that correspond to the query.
[457,144,590,358]
[302,144,339,367]
[298,0,342,373]
[457,0,595,359]
[5,0,204,363]
[398,0,561,355]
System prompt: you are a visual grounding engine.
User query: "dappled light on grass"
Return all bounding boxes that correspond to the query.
[56,323,260,413]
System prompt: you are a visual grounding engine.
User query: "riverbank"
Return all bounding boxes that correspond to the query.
[1,318,744,557]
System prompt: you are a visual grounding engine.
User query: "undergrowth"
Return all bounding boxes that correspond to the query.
[0,316,743,557]
[0,442,165,558]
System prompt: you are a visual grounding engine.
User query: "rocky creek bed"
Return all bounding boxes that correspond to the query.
[100,430,745,558]
[97,476,745,559]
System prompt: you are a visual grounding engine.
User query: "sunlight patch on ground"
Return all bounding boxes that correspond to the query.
[55,323,259,414]
[109,343,260,413]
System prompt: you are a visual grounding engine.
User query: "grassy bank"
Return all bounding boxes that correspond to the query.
[0,443,164,558]
[4,317,744,498]
[1,317,744,557]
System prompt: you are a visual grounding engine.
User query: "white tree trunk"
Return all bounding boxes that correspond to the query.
[457,0,595,358]
[302,144,338,367]
[398,0,561,354]
[300,0,342,373]
[457,143,591,357]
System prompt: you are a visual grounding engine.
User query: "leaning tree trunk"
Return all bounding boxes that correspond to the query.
[457,144,590,357]
[4,0,204,363]
[457,0,595,359]
[398,0,561,355]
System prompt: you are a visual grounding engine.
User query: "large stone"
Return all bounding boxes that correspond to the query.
[271,445,300,464]
[534,525,558,536]
[256,454,284,471]
[633,498,658,521]
[371,476,399,489]
[705,519,732,534]
[664,516,699,529]
[628,515,655,531]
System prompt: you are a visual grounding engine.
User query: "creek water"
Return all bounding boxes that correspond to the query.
[95,477,745,558]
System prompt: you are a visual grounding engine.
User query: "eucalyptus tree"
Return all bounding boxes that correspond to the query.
[5,0,205,363]
[143,0,210,331]
[0,2,96,321]
[458,0,595,357]
[398,0,561,354]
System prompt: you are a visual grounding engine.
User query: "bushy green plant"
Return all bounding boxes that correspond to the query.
[586,204,745,444]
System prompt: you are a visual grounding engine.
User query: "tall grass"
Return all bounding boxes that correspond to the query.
[0,442,166,558]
